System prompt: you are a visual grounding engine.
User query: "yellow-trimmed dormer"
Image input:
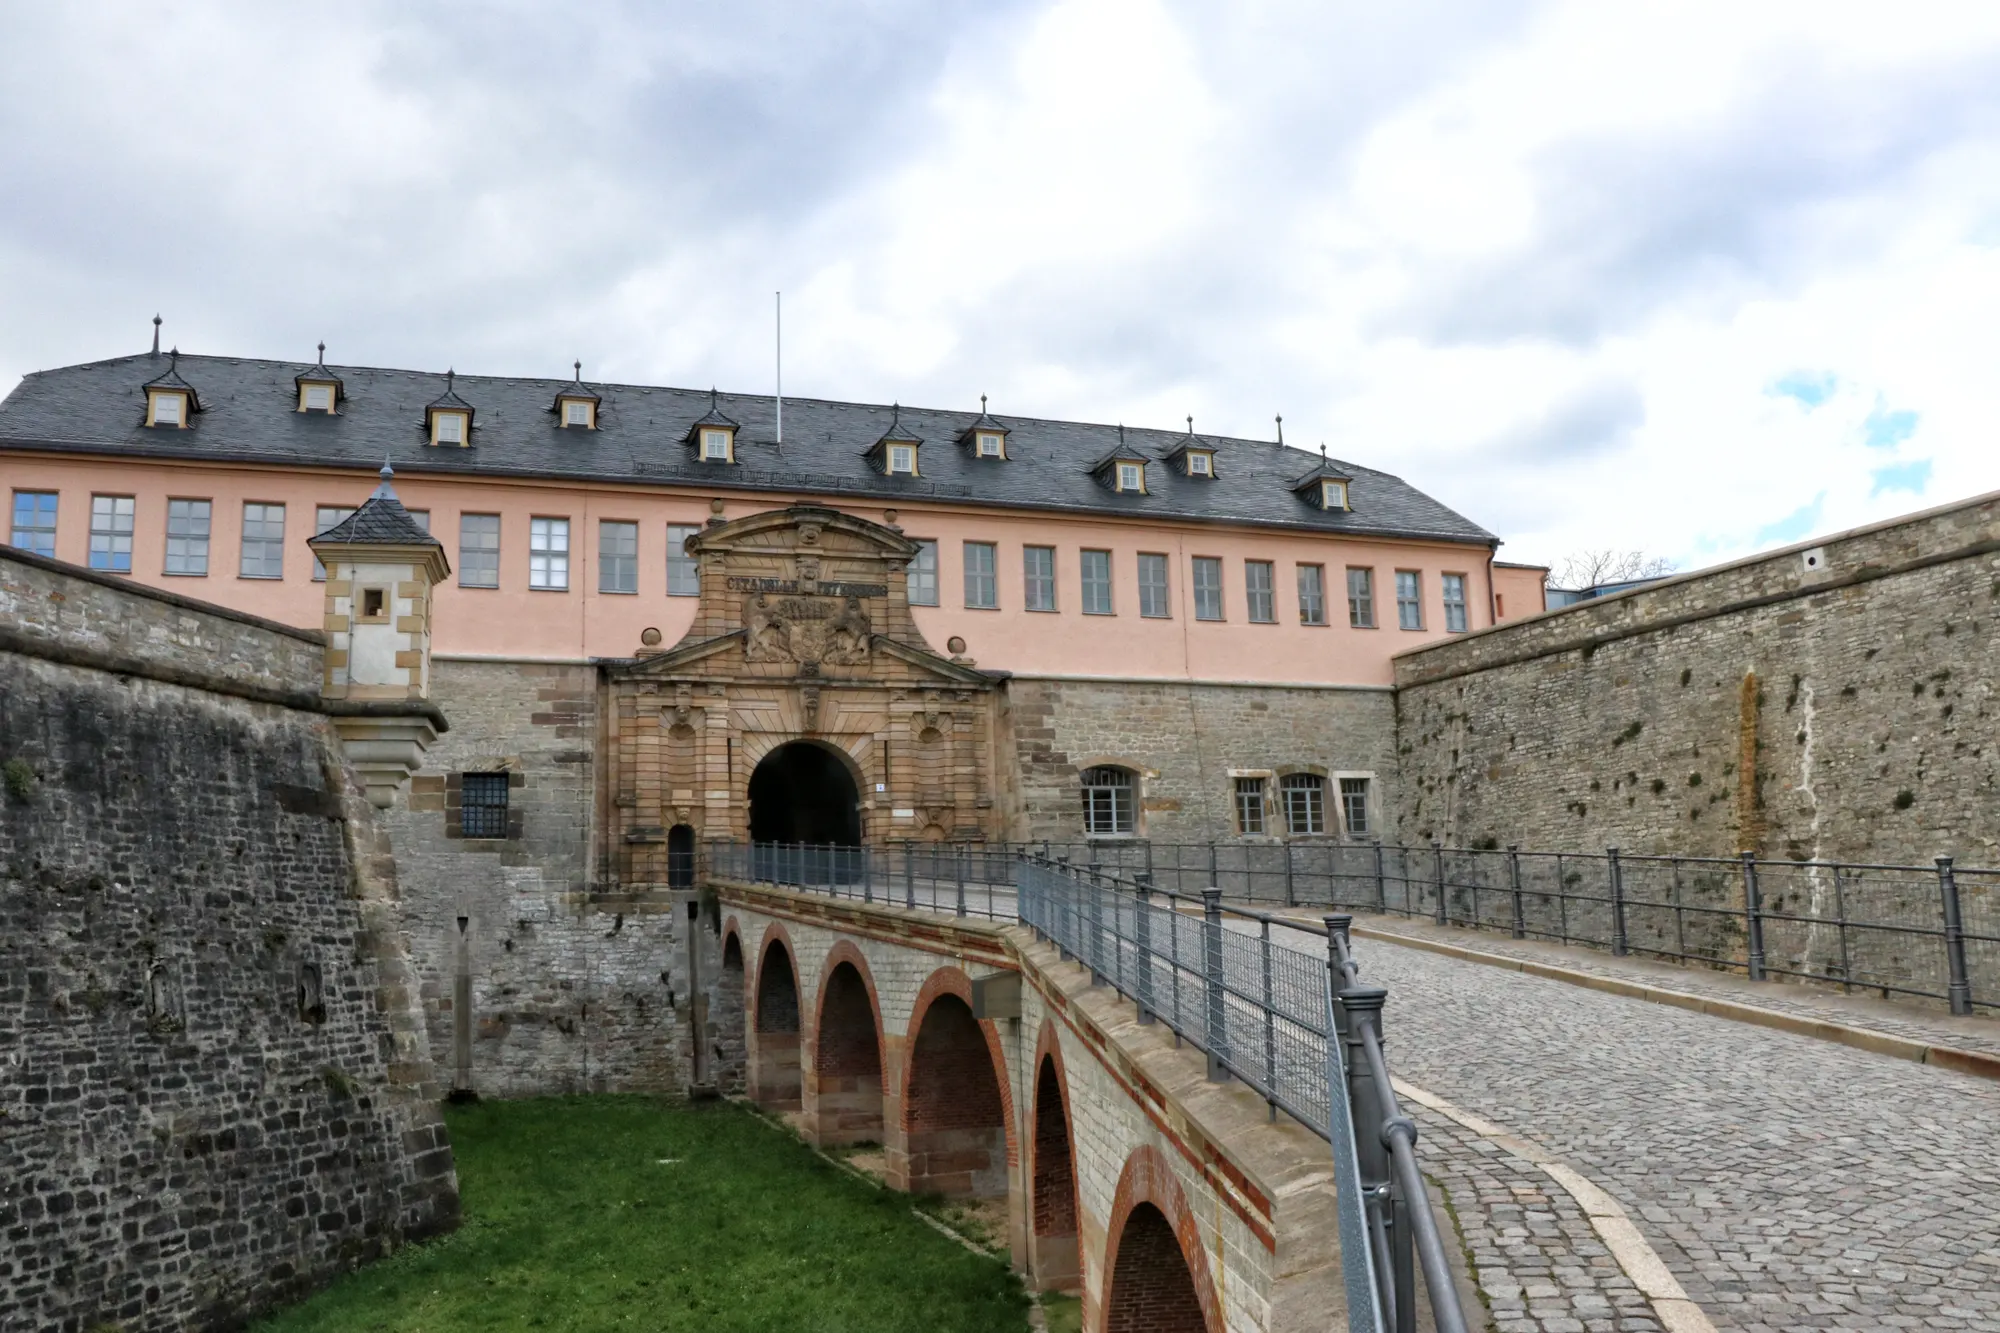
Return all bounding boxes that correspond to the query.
[424,370,476,447]
[685,388,740,463]
[296,343,343,414]
[142,349,201,429]
[554,361,601,430]
[1291,447,1354,512]
[957,395,1011,461]
[867,405,923,477]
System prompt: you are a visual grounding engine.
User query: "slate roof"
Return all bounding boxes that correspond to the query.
[309,466,441,548]
[0,350,1497,545]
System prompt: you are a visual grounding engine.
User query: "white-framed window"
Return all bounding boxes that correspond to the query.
[964,540,998,608]
[1396,570,1423,630]
[303,383,333,412]
[888,444,917,475]
[1081,766,1135,836]
[459,514,500,588]
[1281,773,1326,835]
[1138,552,1170,619]
[240,502,286,579]
[1245,560,1275,623]
[1298,564,1326,626]
[1339,776,1372,837]
[433,411,466,446]
[599,520,638,594]
[529,517,569,591]
[564,400,593,427]
[1116,461,1144,493]
[1347,567,1375,628]
[1192,556,1223,621]
[908,539,939,606]
[1443,573,1469,633]
[406,509,430,532]
[312,506,355,581]
[667,523,700,596]
[1024,545,1056,611]
[89,494,135,573]
[977,431,1005,458]
[9,491,58,558]
[1234,776,1267,835]
[701,428,732,461]
[1188,451,1212,476]
[1321,479,1348,510]
[1080,549,1113,615]
[149,391,185,427]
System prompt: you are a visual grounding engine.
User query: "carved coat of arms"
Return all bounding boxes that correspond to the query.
[745,594,872,666]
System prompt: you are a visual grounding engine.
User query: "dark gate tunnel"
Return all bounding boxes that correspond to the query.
[1105,1202,1206,1333]
[754,939,802,1112]
[814,961,883,1145]
[1031,1056,1081,1291]
[904,993,1008,1198]
[748,741,861,845]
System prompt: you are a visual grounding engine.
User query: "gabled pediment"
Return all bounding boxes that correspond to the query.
[684,504,918,561]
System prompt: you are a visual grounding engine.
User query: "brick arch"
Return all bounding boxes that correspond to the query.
[1030,1017,1084,1294]
[739,732,867,790]
[1099,1145,1223,1333]
[811,940,886,1146]
[750,922,803,1111]
[715,919,748,1095]
[899,966,1019,1199]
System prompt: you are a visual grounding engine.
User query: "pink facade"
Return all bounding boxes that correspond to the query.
[1,452,1527,686]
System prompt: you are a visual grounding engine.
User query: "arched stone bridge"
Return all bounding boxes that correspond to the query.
[715,880,1346,1333]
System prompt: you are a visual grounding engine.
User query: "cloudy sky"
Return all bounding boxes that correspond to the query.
[4,1,1998,574]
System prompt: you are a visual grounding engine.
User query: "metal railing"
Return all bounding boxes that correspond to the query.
[714,837,1999,1016]
[710,838,1465,1333]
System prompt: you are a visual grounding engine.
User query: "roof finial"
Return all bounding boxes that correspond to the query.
[446,368,455,391]
[1275,413,1284,445]
[1187,414,1194,436]
[371,456,397,501]
[574,359,582,383]
[152,314,161,355]
[710,386,719,410]
[1320,442,1328,462]
[380,457,394,484]
[317,340,327,366]
[169,346,179,369]
[981,393,987,413]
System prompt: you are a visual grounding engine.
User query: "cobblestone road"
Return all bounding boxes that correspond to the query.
[1361,936,2000,1332]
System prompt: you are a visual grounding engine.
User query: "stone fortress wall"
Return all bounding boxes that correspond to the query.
[0,547,459,1333]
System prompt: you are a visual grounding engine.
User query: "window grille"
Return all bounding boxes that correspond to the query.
[1024,545,1056,611]
[908,540,938,606]
[599,520,638,593]
[89,495,135,573]
[1245,560,1275,623]
[964,541,998,608]
[460,772,510,838]
[667,524,700,596]
[240,502,286,579]
[1347,567,1375,628]
[9,491,57,558]
[1298,563,1326,625]
[1080,766,1135,836]
[1234,777,1267,834]
[1396,571,1423,630]
[1339,777,1372,836]
[1443,573,1468,632]
[1192,556,1223,621]
[1138,553,1170,618]
[460,514,500,588]
[1080,549,1113,615]
[165,499,210,576]
[1281,773,1326,835]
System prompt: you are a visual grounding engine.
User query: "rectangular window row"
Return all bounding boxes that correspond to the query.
[905,537,1469,631]
[1081,766,1373,838]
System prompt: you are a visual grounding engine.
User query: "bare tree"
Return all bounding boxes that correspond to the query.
[1550,549,1676,590]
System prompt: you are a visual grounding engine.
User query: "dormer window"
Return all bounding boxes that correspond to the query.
[867,404,924,477]
[685,389,742,464]
[433,411,468,446]
[562,399,596,429]
[296,344,344,414]
[701,428,733,461]
[303,383,334,412]
[1321,479,1349,510]
[1117,462,1145,493]
[553,363,601,430]
[957,395,1011,461]
[424,370,476,447]
[888,444,918,475]
[1291,450,1354,511]
[148,390,187,428]
[1187,450,1213,477]
[976,431,1004,458]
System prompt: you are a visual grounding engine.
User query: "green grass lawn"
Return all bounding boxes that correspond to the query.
[255,1096,1030,1333]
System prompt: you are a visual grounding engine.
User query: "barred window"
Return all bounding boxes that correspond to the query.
[599,520,638,594]
[1298,563,1326,625]
[908,539,938,606]
[964,541,998,609]
[1024,545,1056,611]
[459,513,500,588]
[1138,552,1170,618]
[1234,777,1266,835]
[1192,556,1223,621]
[90,494,135,573]
[1245,559,1275,623]
[240,502,286,579]
[461,772,510,838]
[1080,766,1135,836]
[165,499,211,576]
[667,524,700,596]
[1443,572,1468,633]
[1339,777,1372,837]
[9,491,58,558]
[1080,549,1113,615]
[1281,773,1326,836]
[1347,567,1375,628]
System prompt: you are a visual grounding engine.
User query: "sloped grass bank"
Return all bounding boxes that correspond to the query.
[256,1095,1028,1333]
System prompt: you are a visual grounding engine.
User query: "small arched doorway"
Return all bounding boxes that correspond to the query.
[749,741,861,845]
[1105,1202,1207,1333]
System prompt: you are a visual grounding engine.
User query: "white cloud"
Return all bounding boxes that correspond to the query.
[4,0,2000,574]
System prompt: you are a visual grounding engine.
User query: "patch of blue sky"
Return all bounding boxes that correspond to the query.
[1754,492,1826,547]
[1769,370,1838,408]
[1870,459,1932,496]
[1863,403,1919,449]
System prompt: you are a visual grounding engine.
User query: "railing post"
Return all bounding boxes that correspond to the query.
[1939,856,1974,1016]
[1373,841,1387,914]
[1202,888,1228,1082]
[1134,871,1156,1024]
[1339,983,1411,1333]
[1431,841,1446,926]
[903,842,916,910]
[1207,840,1219,889]
[1087,866,1106,986]
[1283,841,1296,908]
[1260,919,1277,1118]
[1608,847,1628,957]
[1507,845,1525,939]
[955,850,967,919]
[1740,851,1767,982]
